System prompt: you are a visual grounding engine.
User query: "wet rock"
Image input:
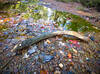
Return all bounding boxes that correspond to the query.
[59,41,65,46]
[43,54,54,63]
[59,63,63,68]
[6,52,13,57]
[28,46,38,55]
[11,39,19,44]
[54,70,61,74]
[6,39,12,43]
[67,71,75,74]
[3,32,9,35]
[0,42,3,46]
[23,53,29,58]
[0,0,99,73]
[54,67,61,74]
[86,57,90,61]
[62,70,68,74]
[3,45,9,50]
[89,36,95,41]
[1,71,11,74]
[34,55,39,60]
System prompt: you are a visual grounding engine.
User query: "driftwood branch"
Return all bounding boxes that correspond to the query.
[11,31,90,52]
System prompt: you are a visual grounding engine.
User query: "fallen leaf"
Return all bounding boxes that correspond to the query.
[46,39,51,44]
[68,53,72,58]
[72,48,78,53]
[3,18,10,22]
[15,37,21,39]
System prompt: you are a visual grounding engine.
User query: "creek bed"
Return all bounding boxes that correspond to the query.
[0,0,100,73]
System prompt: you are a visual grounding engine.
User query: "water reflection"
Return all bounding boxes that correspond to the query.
[0,0,99,37]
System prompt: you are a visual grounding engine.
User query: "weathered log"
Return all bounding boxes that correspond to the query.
[11,31,90,52]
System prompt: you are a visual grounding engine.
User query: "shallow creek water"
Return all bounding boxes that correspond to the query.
[0,0,100,73]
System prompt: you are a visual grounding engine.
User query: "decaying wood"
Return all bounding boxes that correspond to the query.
[11,31,90,52]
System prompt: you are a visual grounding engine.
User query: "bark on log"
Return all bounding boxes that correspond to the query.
[11,31,90,52]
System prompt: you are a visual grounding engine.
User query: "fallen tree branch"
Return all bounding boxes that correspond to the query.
[11,31,90,52]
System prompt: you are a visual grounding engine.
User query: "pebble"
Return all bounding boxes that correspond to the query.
[54,70,61,74]
[68,53,72,59]
[0,42,3,46]
[23,53,29,58]
[67,71,75,74]
[59,63,63,68]
[90,36,95,41]
[3,45,9,50]
[27,46,38,55]
[11,39,19,44]
[43,55,54,63]
[86,57,90,61]
[3,32,9,35]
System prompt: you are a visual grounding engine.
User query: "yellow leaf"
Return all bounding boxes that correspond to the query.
[46,39,51,44]
[72,48,78,53]
[20,33,26,36]
[15,37,21,39]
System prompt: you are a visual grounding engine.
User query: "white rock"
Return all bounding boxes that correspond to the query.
[59,41,65,46]
[28,46,37,54]
[59,50,65,56]
[23,53,29,58]
[59,63,63,68]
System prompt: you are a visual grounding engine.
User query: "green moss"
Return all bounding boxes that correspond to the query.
[55,11,100,32]
[0,0,99,34]
[68,14,99,32]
